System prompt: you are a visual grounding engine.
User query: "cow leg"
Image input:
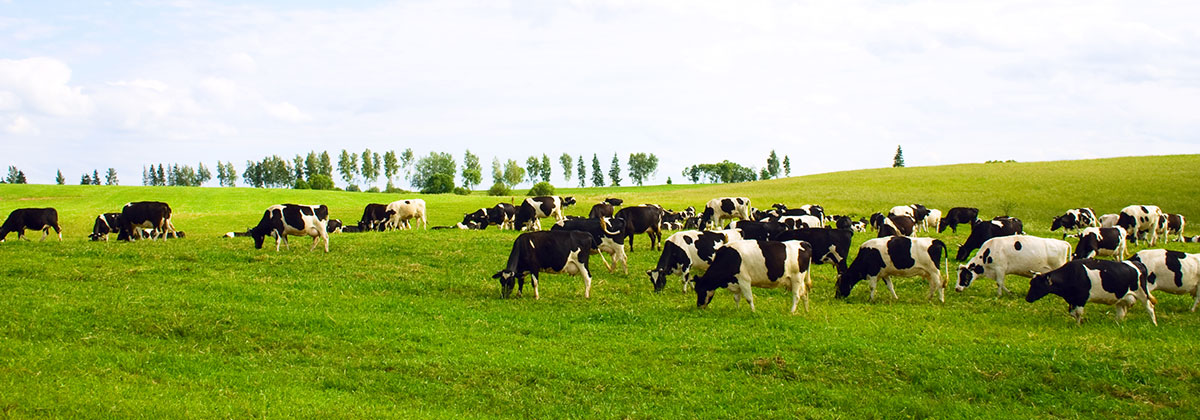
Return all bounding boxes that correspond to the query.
[40,228,49,242]
[1190,292,1199,312]
[884,278,899,300]
[1069,305,1085,324]
[530,274,540,300]
[739,281,755,312]
[596,250,614,273]
[581,265,593,299]
[868,277,878,301]
[1114,300,1129,322]
[790,278,802,314]
[1144,296,1158,326]
[995,272,1010,297]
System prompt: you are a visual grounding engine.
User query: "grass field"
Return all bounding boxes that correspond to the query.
[1,155,1199,418]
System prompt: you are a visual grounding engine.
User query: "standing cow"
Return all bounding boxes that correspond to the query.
[0,208,62,242]
[117,201,176,241]
[836,236,948,303]
[1072,227,1128,261]
[492,230,594,299]
[249,204,330,252]
[552,217,628,274]
[1129,249,1200,312]
[698,197,751,230]
[387,199,428,230]
[1051,208,1098,233]
[956,217,1024,261]
[89,212,122,241]
[616,205,664,251]
[939,207,980,233]
[1116,205,1163,246]
[1025,259,1157,325]
[514,196,576,231]
[693,239,815,313]
[647,230,735,292]
[359,203,393,231]
[955,235,1071,297]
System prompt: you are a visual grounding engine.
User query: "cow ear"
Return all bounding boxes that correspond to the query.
[492,271,504,279]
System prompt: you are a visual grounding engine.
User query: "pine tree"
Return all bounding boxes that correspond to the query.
[105,168,118,185]
[608,153,621,186]
[591,154,604,187]
[92,170,101,185]
[576,155,586,187]
[783,155,791,177]
[766,150,780,179]
[56,170,65,185]
[893,145,905,168]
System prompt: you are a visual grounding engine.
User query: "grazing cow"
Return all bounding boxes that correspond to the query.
[956,217,1024,261]
[89,212,122,241]
[693,239,814,313]
[588,202,615,219]
[605,198,624,206]
[836,236,949,303]
[770,204,826,221]
[326,219,344,233]
[359,203,393,231]
[877,214,916,238]
[117,201,176,241]
[774,228,853,274]
[955,235,1071,296]
[698,197,751,230]
[492,230,594,299]
[680,206,697,218]
[616,205,664,251]
[725,220,787,241]
[1051,208,1098,233]
[1160,213,1186,242]
[768,215,823,230]
[1116,205,1164,246]
[889,204,930,227]
[1098,214,1119,228]
[647,230,734,292]
[249,204,330,252]
[513,196,575,231]
[1129,249,1200,311]
[463,203,517,230]
[939,207,980,233]
[0,208,62,242]
[919,209,942,233]
[1025,259,1157,325]
[386,199,428,230]
[552,217,628,274]
[869,212,886,231]
[1072,227,1128,261]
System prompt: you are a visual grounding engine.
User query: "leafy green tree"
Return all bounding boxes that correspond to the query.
[525,156,541,185]
[503,159,525,188]
[783,155,791,177]
[461,150,482,191]
[540,154,552,183]
[576,155,586,187]
[337,150,356,186]
[55,170,64,185]
[319,151,333,177]
[305,152,320,181]
[412,152,457,192]
[491,157,504,185]
[360,149,376,187]
[626,153,659,186]
[609,153,622,186]
[560,153,573,183]
[591,154,604,187]
[766,150,780,179]
[893,145,905,168]
[527,181,555,196]
[401,148,415,183]
[384,151,399,187]
[293,155,306,183]
[309,174,334,190]
[684,161,757,183]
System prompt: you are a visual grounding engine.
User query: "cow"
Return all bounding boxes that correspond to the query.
[693,239,814,313]
[955,216,1024,261]
[773,227,853,274]
[1116,205,1163,246]
[223,230,252,238]
[647,230,735,292]
[660,211,686,231]
[492,230,594,299]
[117,201,176,241]
[1160,213,1186,242]
[326,219,344,233]
[1051,208,1098,233]
[877,214,916,238]
[358,203,393,231]
[919,209,941,233]
[0,208,62,242]
[514,196,575,231]
[1072,227,1128,261]
[1025,259,1157,325]
[249,204,330,252]
[605,198,624,206]
[869,212,886,231]
[589,202,615,219]
[835,236,949,303]
[462,203,517,230]
[768,215,823,230]
[698,197,751,230]
[939,207,980,233]
[889,204,930,227]
[770,204,826,221]
[955,235,1071,297]
[1098,214,1119,228]
[89,212,122,241]
[1129,249,1200,312]
[386,199,428,230]
[552,217,628,274]
[725,220,787,241]
[616,205,664,251]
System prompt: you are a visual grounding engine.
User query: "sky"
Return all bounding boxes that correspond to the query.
[2,0,1199,188]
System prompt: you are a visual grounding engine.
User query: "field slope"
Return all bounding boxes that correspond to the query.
[1,154,1198,418]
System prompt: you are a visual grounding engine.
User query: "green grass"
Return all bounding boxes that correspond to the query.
[2,154,1199,418]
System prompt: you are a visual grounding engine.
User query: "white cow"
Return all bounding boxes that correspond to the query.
[698,197,752,230]
[955,235,1071,297]
[1098,214,1119,228]
[1117,205,1164,246]
[919,209,942,233]
[387,199,428,230]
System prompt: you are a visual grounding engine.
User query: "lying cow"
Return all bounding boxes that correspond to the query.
[552,217,628,274]
[955,235,1071,297]
[956,216,1024,261]
[693,239,814,313]
[0,208,62,242]
[387,199,427,230]
[836,236,949,303]
[89,212,122,241]
[647,229,735,292]
[117,201,176,241]
[492,230,594,299]
[939,207,979,233]
[1129,249,1200,312]
[1072,227,1128,261]
[326,219,344,233]
[1051,208,1097,233]
[249,204,330,252]
[698,197,751,230]
[1025,259,1157,325]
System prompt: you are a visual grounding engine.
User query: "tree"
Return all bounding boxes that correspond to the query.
[540,154,552,183]
[766,150,780,179]
[361,149,377,188]
[196,163,211,185]
[305,152,320,181]
[372,152,382,186]
[56,170,64,185]
[525,156,541,185]
[92,170,100,185]
[759,167,770,180]
[337,150,355,186]
[461,150,482,191]
[411,152,457,192]
[6,166,26,184]
[156,164,165,186]
[576,155,586,187]
[893,145,905,168]
[224,162,238,187]
[491,157,504,185]
[626,153,659,186]
[683,166,700,184]
[683,161,757,183]
[783,155,791,177]
[293,155,306,183]
[105,168,118,185]
[591,154,604,187]
[609,153,622,186]
[400,148,415,183]
[383,150,399,187]
[560,153,573,183]
[503,159,525,188]
[80,173,91,185]
[319,151,333,178]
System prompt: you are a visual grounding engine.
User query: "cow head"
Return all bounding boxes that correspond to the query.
[1025,271,1052,303]
[562,197,576,207]
[694,282,716,309]
[605,198,623,206]
[492,270,524,298]
[646,269,668,293]
[955,264,984,292]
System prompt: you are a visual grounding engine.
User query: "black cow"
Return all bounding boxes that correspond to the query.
[1051,208,1097,232]
[359,203,393,231]
[117,201,176,241]
[492,230,594,299]
[725,220,787,241]
[616,205,664,251]
[89,212,122,241]
[605,198,624,207]
[774,228,852,274]
[0,208,62,242]
[939,207,979,233]
[836,236,948,303]
[552,217,628,273]
[249,204,330,252]
[1026,259,1157,325]
[877,214,916,237]
[955,216,1024,261]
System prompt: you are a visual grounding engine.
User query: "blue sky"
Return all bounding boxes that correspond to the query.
[2,0,1198,187]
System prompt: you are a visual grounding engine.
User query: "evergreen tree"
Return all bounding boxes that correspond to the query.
[56,170,65,185]
[157,164,166,186]
[6,166,25,184]
[609,153,622,186]
[305,152,320,181]
[783,155,791,177]
[319,151,333,177]
[92,170,101,185]
[591,154,604,187]
[105,168,118,185]
[80,173,91,185]
[576,155,586,187]
[893,145,905,168]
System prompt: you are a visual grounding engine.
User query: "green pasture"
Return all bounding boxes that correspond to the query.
[1,155,1198,418]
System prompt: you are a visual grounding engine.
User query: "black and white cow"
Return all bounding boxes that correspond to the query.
[698,197,751,230]
[552,217,628,274]
[868,212,886,231]
[1072,227,1128,261]
[955,235,1071,297]
[660,211,686,231]
[769,204,826,221]
[647,230,735,292]
[1025,259,1157,325]
[877,214,916,238]
[919,208,941,233]
[89,212,123,241]
[249,204,330,252]
[513,196,576,231]
[773,227,853,274]
[938,207,980,233]
[616,205,664,251]
[117,201,176,241]
[889,204,930,227]
[387,199,427,230]
[1116,205,1164,246]
[326,219,344,233]
[359,203,393,231]
[725,220,787,241]
[955,216,1024,261]
[1129,249,1200,312]
[766,215,823,230]
[1098,213,1119,228]
[460,203,516,230]
[492,230,594,299]
[0,208,62,242]
[1050,208,1097,233]
[693,239,815,313]
[835,236,948,303]
[1159,213,1186,243]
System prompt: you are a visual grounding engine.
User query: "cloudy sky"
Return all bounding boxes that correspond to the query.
[2,0,1198,187]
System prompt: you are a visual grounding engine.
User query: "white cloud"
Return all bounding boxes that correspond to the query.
[0,57,92,116]
[264,101,309,123]
[5,115,38,135]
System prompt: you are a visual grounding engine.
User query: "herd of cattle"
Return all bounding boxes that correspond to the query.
[3,196,1198,325]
